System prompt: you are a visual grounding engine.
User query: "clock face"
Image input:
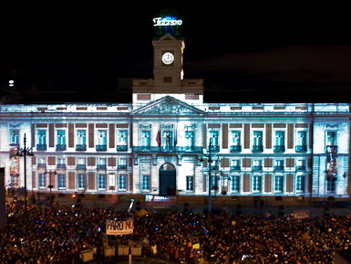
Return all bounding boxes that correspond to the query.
[161,52,174,65]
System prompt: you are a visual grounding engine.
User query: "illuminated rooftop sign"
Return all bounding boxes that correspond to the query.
[153,16,183,27]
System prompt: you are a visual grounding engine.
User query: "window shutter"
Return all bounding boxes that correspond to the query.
[265,174,272,192]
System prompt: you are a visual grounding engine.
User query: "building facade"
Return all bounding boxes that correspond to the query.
[1,32,350,200]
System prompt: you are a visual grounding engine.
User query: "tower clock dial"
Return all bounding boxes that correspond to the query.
[161,52,174,65]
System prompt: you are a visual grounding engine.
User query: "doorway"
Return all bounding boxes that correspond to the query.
[159,163,176,196]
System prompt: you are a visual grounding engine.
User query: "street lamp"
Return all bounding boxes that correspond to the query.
[200,141,216,217]
[16,133,34,216]
[45,170,56,205]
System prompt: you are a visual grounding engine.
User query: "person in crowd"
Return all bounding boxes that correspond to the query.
[1,203,351,264]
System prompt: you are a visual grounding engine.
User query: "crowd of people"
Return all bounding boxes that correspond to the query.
[1,202,351,264]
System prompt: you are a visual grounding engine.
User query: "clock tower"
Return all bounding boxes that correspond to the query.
[152,34,185,91]
[132,14,203,104]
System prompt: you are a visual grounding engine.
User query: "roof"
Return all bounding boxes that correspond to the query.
[4,88,351,105]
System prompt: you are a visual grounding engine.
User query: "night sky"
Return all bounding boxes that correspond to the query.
[1,3,350,99]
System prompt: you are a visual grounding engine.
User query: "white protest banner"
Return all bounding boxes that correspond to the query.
[106,219,134,235]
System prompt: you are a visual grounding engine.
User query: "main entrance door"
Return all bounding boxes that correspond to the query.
[159,163,176,196]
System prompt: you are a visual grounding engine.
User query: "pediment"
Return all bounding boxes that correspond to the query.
[132,96,205,115]
[158,34,178,41]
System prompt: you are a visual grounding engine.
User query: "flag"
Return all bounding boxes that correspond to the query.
[156,129,161,146]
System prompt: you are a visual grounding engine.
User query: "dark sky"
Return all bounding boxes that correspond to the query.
[1,3,350,96]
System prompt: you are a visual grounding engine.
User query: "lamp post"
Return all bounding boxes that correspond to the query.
[200,142,214,218]
[16,133,34,216]
[45,170,56,205]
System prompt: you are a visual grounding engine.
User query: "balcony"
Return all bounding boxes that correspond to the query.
[116,145,128,151]
[96,145,107,151]
[36,144,47,151]
[76,164,86,170]
[118,165,127,170]
[274,145,285,153]
[97,165,106,170]
[230,166,241,171]
[230,145,242,153]
[132,146,203,154]
[76,144,87,151]
[252,145,263,152]
[274,166,284,171]
[208,145,220,152]
[295,145,307,152]
[57,164,66,169]
[296,166,306,171]
[56,144,66,151]
[252,166,263,171]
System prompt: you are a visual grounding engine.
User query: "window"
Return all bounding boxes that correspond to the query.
[141,131,151,147]
[141,175,150,191]
[97,174,106,189]
[274,131,285,152]
[326,131,336,146]
[162,131,173,148]
[230,159,241,171]
[117,130,128,151]
[253,176,262,192]
[97,158,106,170]
[252,160,262,171]
[77,158,86,169]
[38,173,46,188]
[275,176,284,192]
[296,159,306,171]
[231,131,241,145]
[186,176,194,191]
[10,129,19,145]
[209,131,219,146]
[296,131,307,152]
[77,174,86,189]
[56,130,66,150]
[77,130,86,145]
[57,130,66,144]
[231,176,240,192]
[36,130,47,150]
[185,131,194,150]
[97,130,107,151]
[57,158,66,169]
[296,175,305,192]
[252,131,263,152]
[119,174,127,190]
[118,158,127,170]
[57,174,66,189]
[230,131,241,152]
[274,160,284,171]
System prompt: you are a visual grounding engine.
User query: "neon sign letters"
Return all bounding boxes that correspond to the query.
[153,16,183,27]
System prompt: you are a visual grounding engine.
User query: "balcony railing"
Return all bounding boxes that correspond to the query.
[96,145,107,151]
[132,146,203,153]
[76,164,86,170]
[295,145,307,152]
[230,166,241,171]
[274,145,285,153]
[252,166,263,171]
[230,145,242,153]
[274,166,284,171]
[97,165,106,170]
[76,144,87,151]
[117,145,128,151]
[36,144,47,150]
[56,144,66,151]
[252,145,263,152]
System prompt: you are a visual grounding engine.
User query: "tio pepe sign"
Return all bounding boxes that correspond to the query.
[153,16,183,27]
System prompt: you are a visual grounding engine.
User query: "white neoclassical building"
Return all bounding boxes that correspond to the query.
[1,27,350,203]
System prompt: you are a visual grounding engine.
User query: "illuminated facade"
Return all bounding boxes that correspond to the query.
[1,29,350,200]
